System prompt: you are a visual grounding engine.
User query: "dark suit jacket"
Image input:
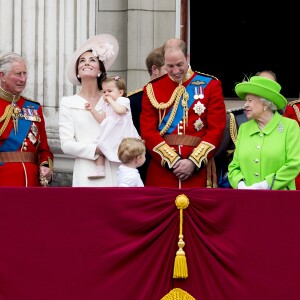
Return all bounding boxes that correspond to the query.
[128,88,150,183]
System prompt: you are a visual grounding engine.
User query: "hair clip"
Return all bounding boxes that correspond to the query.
[114,76,120,81]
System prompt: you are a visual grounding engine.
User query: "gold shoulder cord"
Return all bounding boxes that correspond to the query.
[0,105,14,136]
[146,83,188,135]
[229,112,238,144]
[292,104,300,123]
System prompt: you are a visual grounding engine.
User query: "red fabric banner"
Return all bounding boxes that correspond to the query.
[0,187,299,300]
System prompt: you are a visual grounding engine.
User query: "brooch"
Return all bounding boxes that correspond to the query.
[278,122,284,133]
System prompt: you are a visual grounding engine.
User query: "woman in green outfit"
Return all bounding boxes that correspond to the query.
[228,76,300,190]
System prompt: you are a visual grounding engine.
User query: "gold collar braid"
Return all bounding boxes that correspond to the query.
[146,83,188,135]
[0,87,20,102]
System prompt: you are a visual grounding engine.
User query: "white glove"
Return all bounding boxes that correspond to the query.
[249,180,269,190]
[237,181,251,189]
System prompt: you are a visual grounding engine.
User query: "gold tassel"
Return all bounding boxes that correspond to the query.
[173,194,189,279]
[161,288,196,300]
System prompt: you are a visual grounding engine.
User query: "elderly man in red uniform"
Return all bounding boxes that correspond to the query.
[140,38,226,188]
[0,52,53,186]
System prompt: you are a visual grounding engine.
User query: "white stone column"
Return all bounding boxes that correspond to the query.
[0,0,97,184]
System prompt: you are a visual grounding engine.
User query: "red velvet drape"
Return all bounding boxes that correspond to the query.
[0,187,299,300]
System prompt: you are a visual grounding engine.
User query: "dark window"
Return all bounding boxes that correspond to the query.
[189,3,299,99]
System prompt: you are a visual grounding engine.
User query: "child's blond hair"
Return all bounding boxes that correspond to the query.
[118,138,145,164]
[102,75,127,96]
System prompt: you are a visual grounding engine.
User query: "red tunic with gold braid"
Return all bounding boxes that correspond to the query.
[140,70,226,188]
[284,98,300,189]
[0,88,53,186]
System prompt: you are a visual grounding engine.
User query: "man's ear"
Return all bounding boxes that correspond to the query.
[186,53,190,64]
[151,65,158,76]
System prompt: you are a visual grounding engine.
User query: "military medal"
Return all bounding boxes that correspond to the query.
[22,107,41,122]
[198,87,204,99]
[194,87,199,100]
[28,132,37,144]
[31,123,38,136]
[194,87,204,100]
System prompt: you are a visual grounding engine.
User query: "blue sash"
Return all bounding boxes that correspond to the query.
[218,168,231,188]
[0,100,39,152]
[159,74,212,134]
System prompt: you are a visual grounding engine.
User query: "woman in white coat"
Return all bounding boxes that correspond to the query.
[58,34,120,186]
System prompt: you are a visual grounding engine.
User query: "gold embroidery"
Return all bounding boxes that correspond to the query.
[153,142,181,168]
[189,141,215,168]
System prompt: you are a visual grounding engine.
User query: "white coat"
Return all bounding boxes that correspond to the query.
[58,94,120,187]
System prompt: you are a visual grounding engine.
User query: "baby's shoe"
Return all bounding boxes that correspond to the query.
[88,166,106,179]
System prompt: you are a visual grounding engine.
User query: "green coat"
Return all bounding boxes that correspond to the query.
[228,112,300,190]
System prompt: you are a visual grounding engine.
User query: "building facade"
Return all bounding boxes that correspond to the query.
[0,0,182,185]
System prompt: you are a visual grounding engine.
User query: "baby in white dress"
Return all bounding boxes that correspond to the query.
[85,76,140,178]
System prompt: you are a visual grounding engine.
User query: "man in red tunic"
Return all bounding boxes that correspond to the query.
[128,46,167,183]
[0,52,53,186]
[140,38,226,188]
[284,94,300,189]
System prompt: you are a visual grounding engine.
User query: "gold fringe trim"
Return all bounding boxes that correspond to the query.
[161,288,196,300]
[173,194,189,279]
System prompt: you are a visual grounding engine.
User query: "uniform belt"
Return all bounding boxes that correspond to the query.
[164,134,201,147]
[0,152,38,163]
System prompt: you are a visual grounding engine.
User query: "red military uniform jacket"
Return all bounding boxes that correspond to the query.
[140,69,226,188]
[284,98,300,189]
[0,88,53,186]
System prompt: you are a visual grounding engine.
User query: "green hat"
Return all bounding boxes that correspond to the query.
[235,76,287,110]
